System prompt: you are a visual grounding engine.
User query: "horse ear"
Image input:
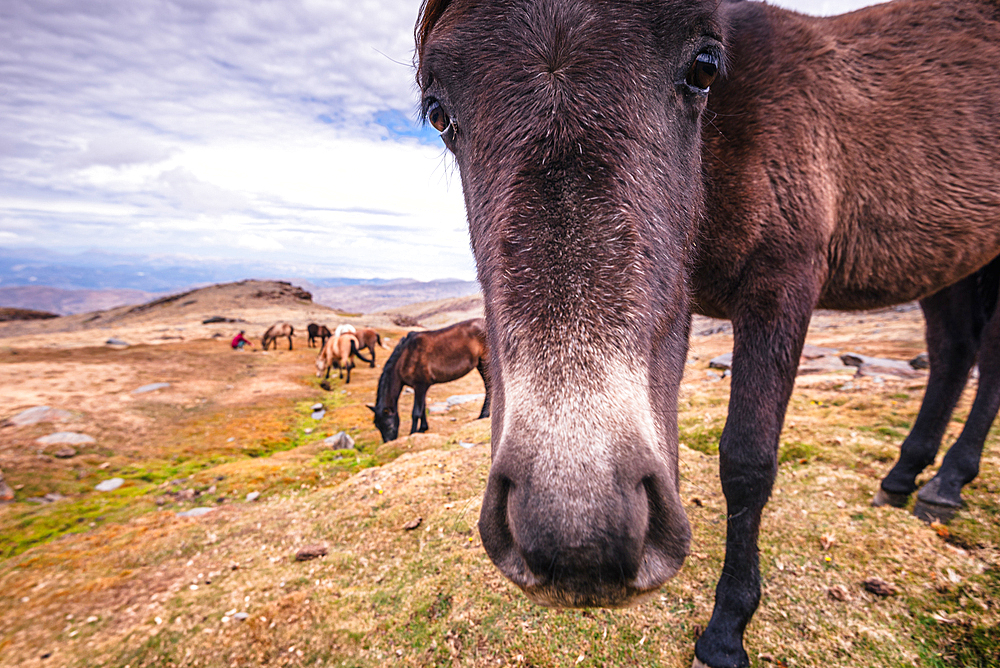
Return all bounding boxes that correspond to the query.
[366,404,376,413]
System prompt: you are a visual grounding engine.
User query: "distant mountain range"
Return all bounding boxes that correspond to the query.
[0,247,479,315]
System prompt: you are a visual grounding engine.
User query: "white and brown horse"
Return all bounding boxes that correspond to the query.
[315,332,372,385]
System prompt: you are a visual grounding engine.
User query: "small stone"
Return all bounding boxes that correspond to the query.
[177,488,196,501]
[95,478,124,492]
[709,353,733,370]
[311,410,325,420]
[827,584,851,601]
[53,447,77,458]
[132,382,171,394]
[106,338,129,346]
[863,576,897,597]
[234,612,249,621]
[4,406,73,427]
[311,403,323,411]
[295,545,328,561]
[36,432,95,446]
[303,428,313,434]
[402,517,423,530]
[323,431,355,449]
[246,491,260,502]
[910,352,930,370]
[43,493,64,502]
[176,507,215,518]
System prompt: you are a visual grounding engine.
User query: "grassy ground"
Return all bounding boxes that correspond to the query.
[1,309,998,668]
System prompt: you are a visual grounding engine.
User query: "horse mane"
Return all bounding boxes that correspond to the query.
[375,332,416,409]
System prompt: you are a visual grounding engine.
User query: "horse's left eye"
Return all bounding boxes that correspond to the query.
[686,53,719,91]
[427,100,452,133]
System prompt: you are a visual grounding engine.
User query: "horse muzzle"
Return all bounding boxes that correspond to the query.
[478,432,691,608]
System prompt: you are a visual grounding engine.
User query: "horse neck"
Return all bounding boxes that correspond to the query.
[375,343,407,412]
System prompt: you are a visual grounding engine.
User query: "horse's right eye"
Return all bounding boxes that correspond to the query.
[686,52,719,92]
[427,100,451,133]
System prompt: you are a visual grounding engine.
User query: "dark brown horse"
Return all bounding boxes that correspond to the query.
[368,318,490,442]
[415,1,1000,666]
[261,322,294,351]
[307,323,331,348]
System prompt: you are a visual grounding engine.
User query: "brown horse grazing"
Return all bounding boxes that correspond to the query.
[315,333,372,385]
[307,323,331,348]
[415,1,1000,666]
[355,327,388,368]
[261,322,294,351]
[368,318,490,442]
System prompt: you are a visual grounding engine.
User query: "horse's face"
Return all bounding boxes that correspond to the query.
[372,406,399,443]
[418,0,724,606]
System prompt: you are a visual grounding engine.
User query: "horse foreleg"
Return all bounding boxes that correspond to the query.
[912,264,1000,522]
[288,335,293,351]
[875,281,980,508]
[369,347,376,368]
[411,384,429,434]
[477,358,491,419]
[694,283,815,668]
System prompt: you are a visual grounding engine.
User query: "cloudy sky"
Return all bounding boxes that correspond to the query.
[0,0,882,282]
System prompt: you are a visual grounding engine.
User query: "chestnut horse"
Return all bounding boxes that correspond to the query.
[261,322,294,351]
[315,332,372,385]
[355,327,388,368]
[307,323,331,348]
[368,318,490,442]
[415,1,1000,666]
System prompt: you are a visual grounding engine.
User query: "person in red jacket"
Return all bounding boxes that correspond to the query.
[231,330,253,350]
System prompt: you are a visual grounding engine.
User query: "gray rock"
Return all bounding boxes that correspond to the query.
[95,478,124,492]
[311,403,324,411]
[445,393,486,407]
[106,338,129,346]
[4,406,73,427]
[323,431,355,449]
[708,353,733,370]
[133,382,171,394]
[53,447,77,458]
[910,352,930,370]
[797,355,850,375]
[234,612,249,621]
[311,410,325,420]
[246,491,260,502]
[176,507,215,518]
[428,402,449,414]
[36,432,95,446]
[842,352,925,379]
[44,493,64,502]
[801,344,840,359]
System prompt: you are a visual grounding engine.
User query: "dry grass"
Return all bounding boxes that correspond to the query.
[1,306,998,668]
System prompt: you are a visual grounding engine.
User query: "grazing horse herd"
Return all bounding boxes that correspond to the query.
[414,0,1000,666]
[256,318,490,439]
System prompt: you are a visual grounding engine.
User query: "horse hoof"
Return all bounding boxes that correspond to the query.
[913,499,959,524]
[871,488,910,508]
[913,477,961,523]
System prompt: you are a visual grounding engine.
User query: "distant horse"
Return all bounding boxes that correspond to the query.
[416,1,1000,666]
[355,327,389,368]
[261,322,294,351]
[315,333,372,385]
[307,323,331,348]
[368,318,490,442]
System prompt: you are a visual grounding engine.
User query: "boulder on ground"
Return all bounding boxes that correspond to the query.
[4,406,73,427]
[36,432,95,446]
[323,431,355,449]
